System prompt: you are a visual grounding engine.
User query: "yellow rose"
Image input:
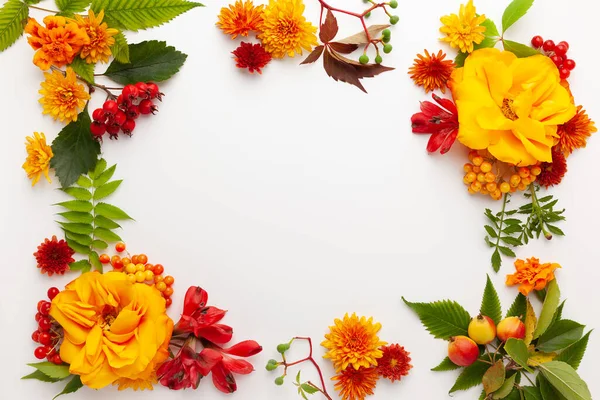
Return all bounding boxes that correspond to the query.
[450,48,576,166]
[50,272,173,389]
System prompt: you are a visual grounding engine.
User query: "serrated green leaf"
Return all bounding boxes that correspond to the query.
[482,18,500,37]
[55,0,91,13]
[431,357,461,372]
[58,211,93,224]
[492,248,501,272]
[450,360,489,393]
[91,0,202,31]
[0,0,28,52]
[403,297,470,340]
[62,187,92,201]
[55,200,93,213]
[483,361,505,395]
[549,301,565,328]
[92,239,108,249]
[539,361,591,400]
[534,280,561,339]
[537,320,584,353]
[94,215,121,229]
[301,383,319,394]
[27,362,71,379]
[506,293,527,318]
[90,251,102,272]
[556,331,592,370]
[481,275,502,324]
[65,231,93,246]
[485,225,498,238]
[499,246,516,257]
[523,386,543,400]
[21,370,62,382]
[502,0,534,32]
[95,202,133,220]
[53,375,83,400]
[76,175,92,188]
[89,159,107,180]
[69,56,95,83]
[503,40,540,57]
[93,227,121,242]
[110,31,129,63]
[60,222,93,235]
[104,40,187,84]
[505,339,533,372]
[66,239,90,255]
[93,164,115,187]
[69,259,91,271]
[492,374,517,399]
[50,110,101,188]
[94,180,122,200]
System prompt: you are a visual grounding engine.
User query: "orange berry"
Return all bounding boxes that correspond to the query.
[154,264,164,275]
[135,271,145,283]
[518,182,527,191]
[99,254,110,264]
[510,186,517,193]
[470,181,482,192]
[164,276,175,286]
[164,287,174,297]
[530,166,542,176]
[484,172,496,183]
[464,163,474,173]
[472,166,481,173]
[477,173,486,183]
[165,298,173,307]
[521,177,531,186]
[530,175,537,182]
[135,263,146,272]
[125,263,136,274]
[492,189,501,199]
[111,255,123,269]
[126,274,136,284]
[156,282,167,292]
[500,182,511,193]
[481,188,489,195]
[509,175,521,187]
[121,257,131,266]
[468,150,478,161]
[468,187,476,194]
[145,264,154,272]
[518,167,530,178]
[138,254,148,264]
[486,182,497,192]
[115,242,126,252]
[464,172,477,183]
[131,255,139,264]
[480,162,492,173]
[154,275,164,283]
[144,270,154,281]
[473,156,483,166]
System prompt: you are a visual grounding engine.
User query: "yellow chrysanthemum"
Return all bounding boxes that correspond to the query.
[39,67,90,123]
[440,0,486,53]
[113,369,157,391]
[74,10,119,64]
[216,0,264,39]
[258,0,318,58]
[22,132,53,186]
[322,313,387,372]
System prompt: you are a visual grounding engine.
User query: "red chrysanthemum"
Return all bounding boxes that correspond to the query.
[232,42,272,74]
[537,147,568,188]
[376,344,412,382]
[33,235,74,276]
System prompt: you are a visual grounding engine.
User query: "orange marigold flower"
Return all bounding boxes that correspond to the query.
[25,16,89,70]
[376,344,412,382]
[216,0,264,39]
[408,50,455,93]
[74,10,119,64]
[506,257,561,296]
[332,367,378,400]
[557,105,597,156]
[34,235,75,276]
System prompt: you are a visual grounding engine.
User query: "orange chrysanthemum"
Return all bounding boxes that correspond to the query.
[322,313,386,372]
[25,16,89,70]
[332,367,378,400]
[39,67,90,123]
[506,257,561,296]
[376,344,412,382]
[74,10,119,64]
[557,105,597,155]
[408,50,455,93]
[216,0,264,39]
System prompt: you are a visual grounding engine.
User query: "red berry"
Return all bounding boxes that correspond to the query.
[39,302,51,316]
[564,59,576,70]
[38,317,52,331]
[531,35,544,48]
[559,68,570,80]
[92,108,106,122]
[45,346,57,358]
[102,100,119,115]
[113,110,127,126]
[32,330,40,342]
[39,332,52,346]
[558,41,569,52]
[542,40,555,52]
[35,312,42,322]
[47,287,59,300]
[121,119,136,135]
[37,300,46,312]
[51,354,62,365]
[106,124,120,138]
[146,82,163,100]
[550,55,563,67]
[139,99,157,115]
[135,82,149,98]
[554,44,568,57]
[126,105,140,120]
[34,346,47,360]
[115,242,126,252]
[117,94,132,111]
[122,84,139,100]
[90,121,107,137]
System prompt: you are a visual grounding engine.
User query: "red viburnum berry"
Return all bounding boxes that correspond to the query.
[531,35,544,48]
[554,44,568,57]
[106,124,120,139]
[32,330,40,343]
[113,110,127,126]
[34,346,46,359]
[564,59,576,70]
[47,287,59,300]
[126,105,140,120]
[559,68,570,80]
[102,100,119,115]
[139,99,157,115]
[550,55,563,67]
[90,121,106,137]
[92,108,106,122]
[558,41,570,52]
[542,40,555,52]
[146,82,163,100]
[121,119,136,135]
[135,82,149,98]
[39,332,52,346]
[122,84,139,101]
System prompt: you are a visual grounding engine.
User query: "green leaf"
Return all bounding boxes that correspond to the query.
[95,203,133,220]
[94,215,121,229]
[55,0,91,13]
[523,386,543,400]
[50,110,101,188]
[66,239,90,255]
[0,0,28,52]
[539,361,592,400]
[63,187,92,201]
[91,0,202,31]
[503,40,540,58]
[295,371,301,384]
[69,56,95,84]
[482,18,500,37]
[481,274,502,324]
[69,259,91,272]
[499,246,516,257]
[450,360,489,393]
[485,225,498,238]
[431,357,461,372]
[503,225,523,234]
[53,375,83,400]
[536,320,584,353]
[89,158,107,180]
[492,248,501,272]
[556,331,592,370]
[502,0,534,33]
[505,339,533,372]
[55,200,93,213]
[546,224,565,236]
[534,280,561,339]
[549,301,566,329]
[27,362,71,380]
[93,164,115,187]
[110,31,129,63]
[301,384,319,394]
[506,293,527,318]
[501,236,522,246]
[483,361,505,395]
[403,297,470,340]
[60,222,93,235]
[92,239,108,249]
[492,374,517,399]
[76,175,92,188]
[104,40,187,84]
[93,227,122,242]
[21,370,62,382]
[65,231,93,246]
[58,211,93,224]
[539,375,566,400]
[94,180,122,200]
[90,251,102,272]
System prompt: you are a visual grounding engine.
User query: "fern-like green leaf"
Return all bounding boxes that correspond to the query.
[60,222,93,236]
[110,31,129,63]
[95,203,133,220]
[92,239,108,249]
[94,215,120,229]
[403,297,470,339]
[480,275,502,324]
[0,0,28,52]
[66,239,90,255]
[91,0,203,31]
[69,259,91,272]
[55,200,93,213]
[93,164,116,187]
[58,212,94,224]
[55,0,91,13]
[65,232,93,246]
[63,187,92,201]
[94,227,122,242]
[94,180,122,200]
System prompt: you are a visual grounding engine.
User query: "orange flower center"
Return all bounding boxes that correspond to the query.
[389,358,398,368]
[277,19,299,37]
[99,305,119,330]
[502,98,517,121]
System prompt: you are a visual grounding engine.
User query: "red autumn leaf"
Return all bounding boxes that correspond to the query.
[319,9,338,43]
[300,45,324,65]
[322,47,366,93]
[328,42,359,54]
[331,51,394,78]
[337,24,390,45]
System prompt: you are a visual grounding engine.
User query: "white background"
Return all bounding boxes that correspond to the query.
[1,0,599,398]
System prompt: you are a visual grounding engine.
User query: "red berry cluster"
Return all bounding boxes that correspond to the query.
[32,287,63,364]
[531,36,576,80]
[90,82,163,139]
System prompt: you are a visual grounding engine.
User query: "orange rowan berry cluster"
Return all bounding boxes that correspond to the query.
[99,243,175,308]
[463,151,542,200]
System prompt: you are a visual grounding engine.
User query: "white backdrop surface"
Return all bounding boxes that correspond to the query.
[1,0,599,398]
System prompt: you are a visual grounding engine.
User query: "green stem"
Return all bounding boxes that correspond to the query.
[529,185,552,240]
[494,193,509,250]
[522,372,535,387]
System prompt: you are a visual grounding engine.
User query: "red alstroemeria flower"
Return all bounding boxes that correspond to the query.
[157,340,222,390]
[411,93,459,154]
[203,340,263,393]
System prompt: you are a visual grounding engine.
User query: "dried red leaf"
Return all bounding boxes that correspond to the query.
[300,45,324,65]
[338,24,390,45]
[319,9,338,43]
[323,48,366,93]
[328,42,359,54]
[331,51,394,78]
